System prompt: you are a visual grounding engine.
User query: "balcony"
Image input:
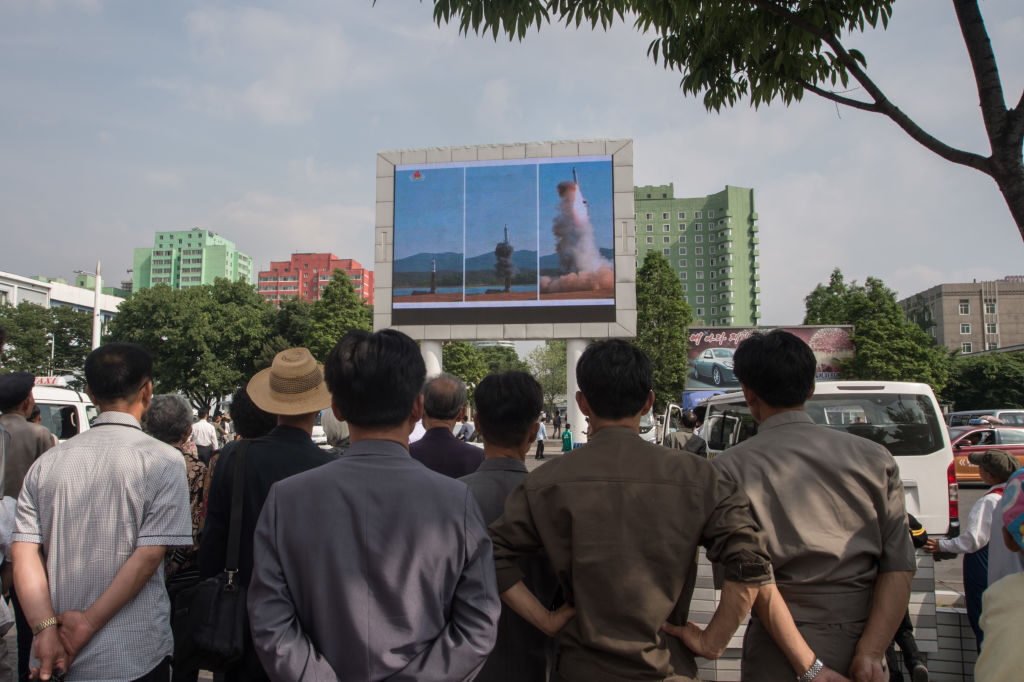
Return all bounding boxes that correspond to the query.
[752,236,759,245]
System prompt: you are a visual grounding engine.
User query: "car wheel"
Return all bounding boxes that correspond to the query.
[712,367,722,386]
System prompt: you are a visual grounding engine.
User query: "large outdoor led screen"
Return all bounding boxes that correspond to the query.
[391,155,615,325]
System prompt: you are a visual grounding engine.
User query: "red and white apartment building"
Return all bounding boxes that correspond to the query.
[258,253,374,307]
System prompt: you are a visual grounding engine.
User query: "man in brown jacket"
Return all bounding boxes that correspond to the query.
[488,340,835,681]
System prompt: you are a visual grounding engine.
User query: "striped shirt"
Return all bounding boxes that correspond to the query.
[14,410,192,682]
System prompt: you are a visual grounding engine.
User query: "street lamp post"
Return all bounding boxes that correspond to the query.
[74,261,103,350]
[46,333,55,376]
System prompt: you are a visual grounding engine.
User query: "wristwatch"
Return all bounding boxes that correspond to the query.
[798,658,824,681]
[31,616,58,636]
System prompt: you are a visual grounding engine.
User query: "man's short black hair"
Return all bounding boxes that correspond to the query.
[733,330,816,408]
[325,329,425,429]
[85,342,153,404]
[474,371,543,449]
[681,410,698,430]
[422,373,467,420]
[197,407,210,419]
[229,386,276,439]
[576,340,652,420]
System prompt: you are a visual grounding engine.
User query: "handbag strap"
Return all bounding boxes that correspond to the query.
[224,440,249,581]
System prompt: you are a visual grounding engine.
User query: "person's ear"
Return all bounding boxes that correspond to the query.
[527,421,540,445]
[410,394,425,423]
[331,398,344,422]
[575,391,591,417]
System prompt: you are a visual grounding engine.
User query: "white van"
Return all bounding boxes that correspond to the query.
[700,381,958,537]
[32,382,97,442]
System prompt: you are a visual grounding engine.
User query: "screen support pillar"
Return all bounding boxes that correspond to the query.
[565,338,589,445]
[421,340,443,377]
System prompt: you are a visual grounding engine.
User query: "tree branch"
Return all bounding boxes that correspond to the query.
[751,0,991,173]
[952,0,1007,142]
[799,81,880,112]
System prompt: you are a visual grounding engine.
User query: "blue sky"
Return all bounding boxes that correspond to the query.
[465,163,537,260]
[393,167,464,260]
[1,1,1022,324]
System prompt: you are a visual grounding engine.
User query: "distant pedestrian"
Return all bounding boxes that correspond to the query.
[199,348,335,682]
[535,417,546,460]
[459,372,559,682]
[410,374,483,478]
[456,414,476,442]
[12,343,192,681]
[190,407,217,464]
[247,329,499,680]
[924,448,1018,650]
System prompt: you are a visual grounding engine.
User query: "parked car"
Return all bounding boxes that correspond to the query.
[639,407,657,443]
[691,347,737,386]
[700,381,957,537]
[32,380,97,442]
[947,409,1024,426]
[948,425,1024,483]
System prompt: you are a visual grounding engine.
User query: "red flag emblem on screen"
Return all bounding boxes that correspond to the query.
[411,170,424,181]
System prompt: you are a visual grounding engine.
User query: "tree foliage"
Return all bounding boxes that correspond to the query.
[442,341,488,400]
[0,303,92,382]
[945,351,1024,411]
[305,270,373,362]
[108,279,272,409]
[430,0,1024,236]
[479,344,529,374]
[528,339,567,415]
[804,268,951,392]
[635,251,692,410]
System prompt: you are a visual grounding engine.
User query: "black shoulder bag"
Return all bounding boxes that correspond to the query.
[173,440,250,671]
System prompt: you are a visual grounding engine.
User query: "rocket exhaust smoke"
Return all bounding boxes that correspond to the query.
[494,225,516,292]
[540,178,613,294]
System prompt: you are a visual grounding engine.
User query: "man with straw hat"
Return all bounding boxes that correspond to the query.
[199,347,335,682]
[248,329,500,681]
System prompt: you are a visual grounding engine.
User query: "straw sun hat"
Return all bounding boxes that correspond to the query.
[247,347,332,416]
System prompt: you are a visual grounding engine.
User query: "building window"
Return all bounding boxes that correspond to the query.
[680,271,687,280]
[711,306,717,314]
[646,236,654,244]
[680,282,687,291]
[986,341,999,350]
[662,248,670,256]
[708,210,715,218]
[695,211,703,219]
[695,235,703,243]
[696,283,705,291]
[961,342,973,354]
[663,236,670,244]
[696,271,704,279]
[678,248,687,256]
[960,323,971,334]
[645,213,652,219]
[696,296,705,304]
[986,322,998,334]
[696,307,704,316]
[678,212,686,219]
[696,259,704,267]
[647,224,653,232]
[695,247,704,255]
[662,212,670,220]
[679,235,687,244]
[695,223,703,231]
[663,224,671,232]
[985,300,997,314]
[959,300,970,315]
[679,259,687,267]
[709,234,715,242]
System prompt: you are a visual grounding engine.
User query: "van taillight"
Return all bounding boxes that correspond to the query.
[947,461,959,524]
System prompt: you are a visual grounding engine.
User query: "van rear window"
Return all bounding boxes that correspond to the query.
[805,394,944,456]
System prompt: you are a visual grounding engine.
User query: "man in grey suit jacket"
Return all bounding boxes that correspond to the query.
[248,329,500,681]
[459,371,562,682]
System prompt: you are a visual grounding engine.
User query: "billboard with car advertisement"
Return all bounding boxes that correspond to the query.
[686,326,855,391]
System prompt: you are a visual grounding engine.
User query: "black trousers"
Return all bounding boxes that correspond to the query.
[134,658,172,682]
[536,441,545,458]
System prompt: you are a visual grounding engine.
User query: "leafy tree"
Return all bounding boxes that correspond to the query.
[479,344,529,375]
[528,339,567,416]
[804,268,951,392]
[442,341,488,399]
[946,351,1024,410]
[108,280,273,409]
[430,0,1024,238]
[636,252,692,410]
[274,298,314,347]
[0,303,91,380]
[305,270,373,362]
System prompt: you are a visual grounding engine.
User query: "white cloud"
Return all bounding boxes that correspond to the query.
[210,192,375,270]
[168,8,349,124]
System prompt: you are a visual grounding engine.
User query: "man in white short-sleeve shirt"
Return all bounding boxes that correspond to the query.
[12,342,192,682]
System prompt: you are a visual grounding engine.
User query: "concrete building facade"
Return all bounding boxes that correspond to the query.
[133,228,253,291]
[257,253,374,307]
[1,271,124,326]
[899,276,1024,354]
[633,184,760,326]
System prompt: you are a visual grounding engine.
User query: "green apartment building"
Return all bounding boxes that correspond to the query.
[634,184,760,326]
[133,228,254,290]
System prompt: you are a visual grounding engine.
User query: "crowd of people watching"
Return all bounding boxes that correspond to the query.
[0,328,1019,682]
